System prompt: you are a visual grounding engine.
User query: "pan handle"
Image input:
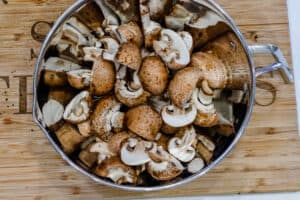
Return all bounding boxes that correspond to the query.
[249,44,294,83]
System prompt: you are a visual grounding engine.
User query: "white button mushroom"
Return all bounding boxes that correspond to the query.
[168,126,197,162]
[63,91,91,124]
[153,29,191,70]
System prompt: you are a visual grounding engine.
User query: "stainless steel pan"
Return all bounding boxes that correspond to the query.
[32,0,294,191]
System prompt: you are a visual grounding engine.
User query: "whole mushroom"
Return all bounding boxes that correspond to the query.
[90,56,116,96]
[139,56,169,95]
[126,105,162,141]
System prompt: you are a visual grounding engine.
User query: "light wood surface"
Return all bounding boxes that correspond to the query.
[0,0,298,199]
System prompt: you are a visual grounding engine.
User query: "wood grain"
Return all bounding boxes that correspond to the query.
[0,0,298,199]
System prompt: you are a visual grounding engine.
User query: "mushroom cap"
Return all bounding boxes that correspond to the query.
[43,71,68,88]
[63,91,91,124]
[116,42,142,71]
[79,149,98,168]
[153,29,191,70]
[48,87,76,106]
[115,79,150,108]
[90,56,116,96]
[126,105,162,141]
[67,69,92,90]
[139,56,169,95]
[55,123,85,154]
[91,96,123,136]
[189,52,228,90]
[147,146,184,181]
[168,126,196,162]
[120,138,154,166]
[168,67,201,108]
[117,21,143,47]
[155,133,170,151]
[42,99,64,128]
[108,131,132,154]
[161,104,197,128]
[94,156,137,184]
[192,88,218,127]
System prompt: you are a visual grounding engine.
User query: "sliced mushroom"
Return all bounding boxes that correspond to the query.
[203,32,249,89]
[139,56,169,95]
[91,96,125,137]
[115,69,150,107]
[77,120,91,137]
[126,105,162,141]
[67,69,91,90]
[79,138,98,168]
[192,88,218,127]
[100,37,120,62]
[95,157,137,184]
[103,0,140,23]
[178,31,194,53]
[155,133,169,151]
[147,146,184,181]
[187,157,205,173]
[63,91,91,124]
[90,57,116,96]
[149,95,170,113]
[117,21,143,47]
[185,10,229,48]
[168,67,201,108]
[42,99,64,128]
[161,104,197,128]
[153,29,191,70]
[108,131,132,154]
[82,47,103,62]
[196,134,215,164]
[43,57,82,87]
[48,87,76,106]
[214,100,235,136]
[116,42,142,71]
[55,123,85,154]
[140,1,162,48]
[165,4,193,31]
[168,126,196,162]
[89,139,116,164]
[95,0,119,26]
[144,0,172,21]
[120,138,155,166]
[189,52,228,92]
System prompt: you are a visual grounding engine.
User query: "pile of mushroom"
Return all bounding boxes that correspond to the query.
[41,0,248,186]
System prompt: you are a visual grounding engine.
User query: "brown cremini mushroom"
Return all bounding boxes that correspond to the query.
[67,69,91,90]
[77,120,92,137]
[139,56,169,95]
[168,67,201,108]
[48,87,76,106]
[126,105,162,141]
[117,21,143,47]
[196,134,215,164]
[90,57,116,96]
[116,42,142,71]
[55,123,85,154]
[161,123,179,135]
[108,131,132,155]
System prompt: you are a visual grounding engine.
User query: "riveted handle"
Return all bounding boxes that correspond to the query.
[249,44,294,83]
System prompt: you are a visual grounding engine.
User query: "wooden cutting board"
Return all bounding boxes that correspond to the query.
[0,0,298,199]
